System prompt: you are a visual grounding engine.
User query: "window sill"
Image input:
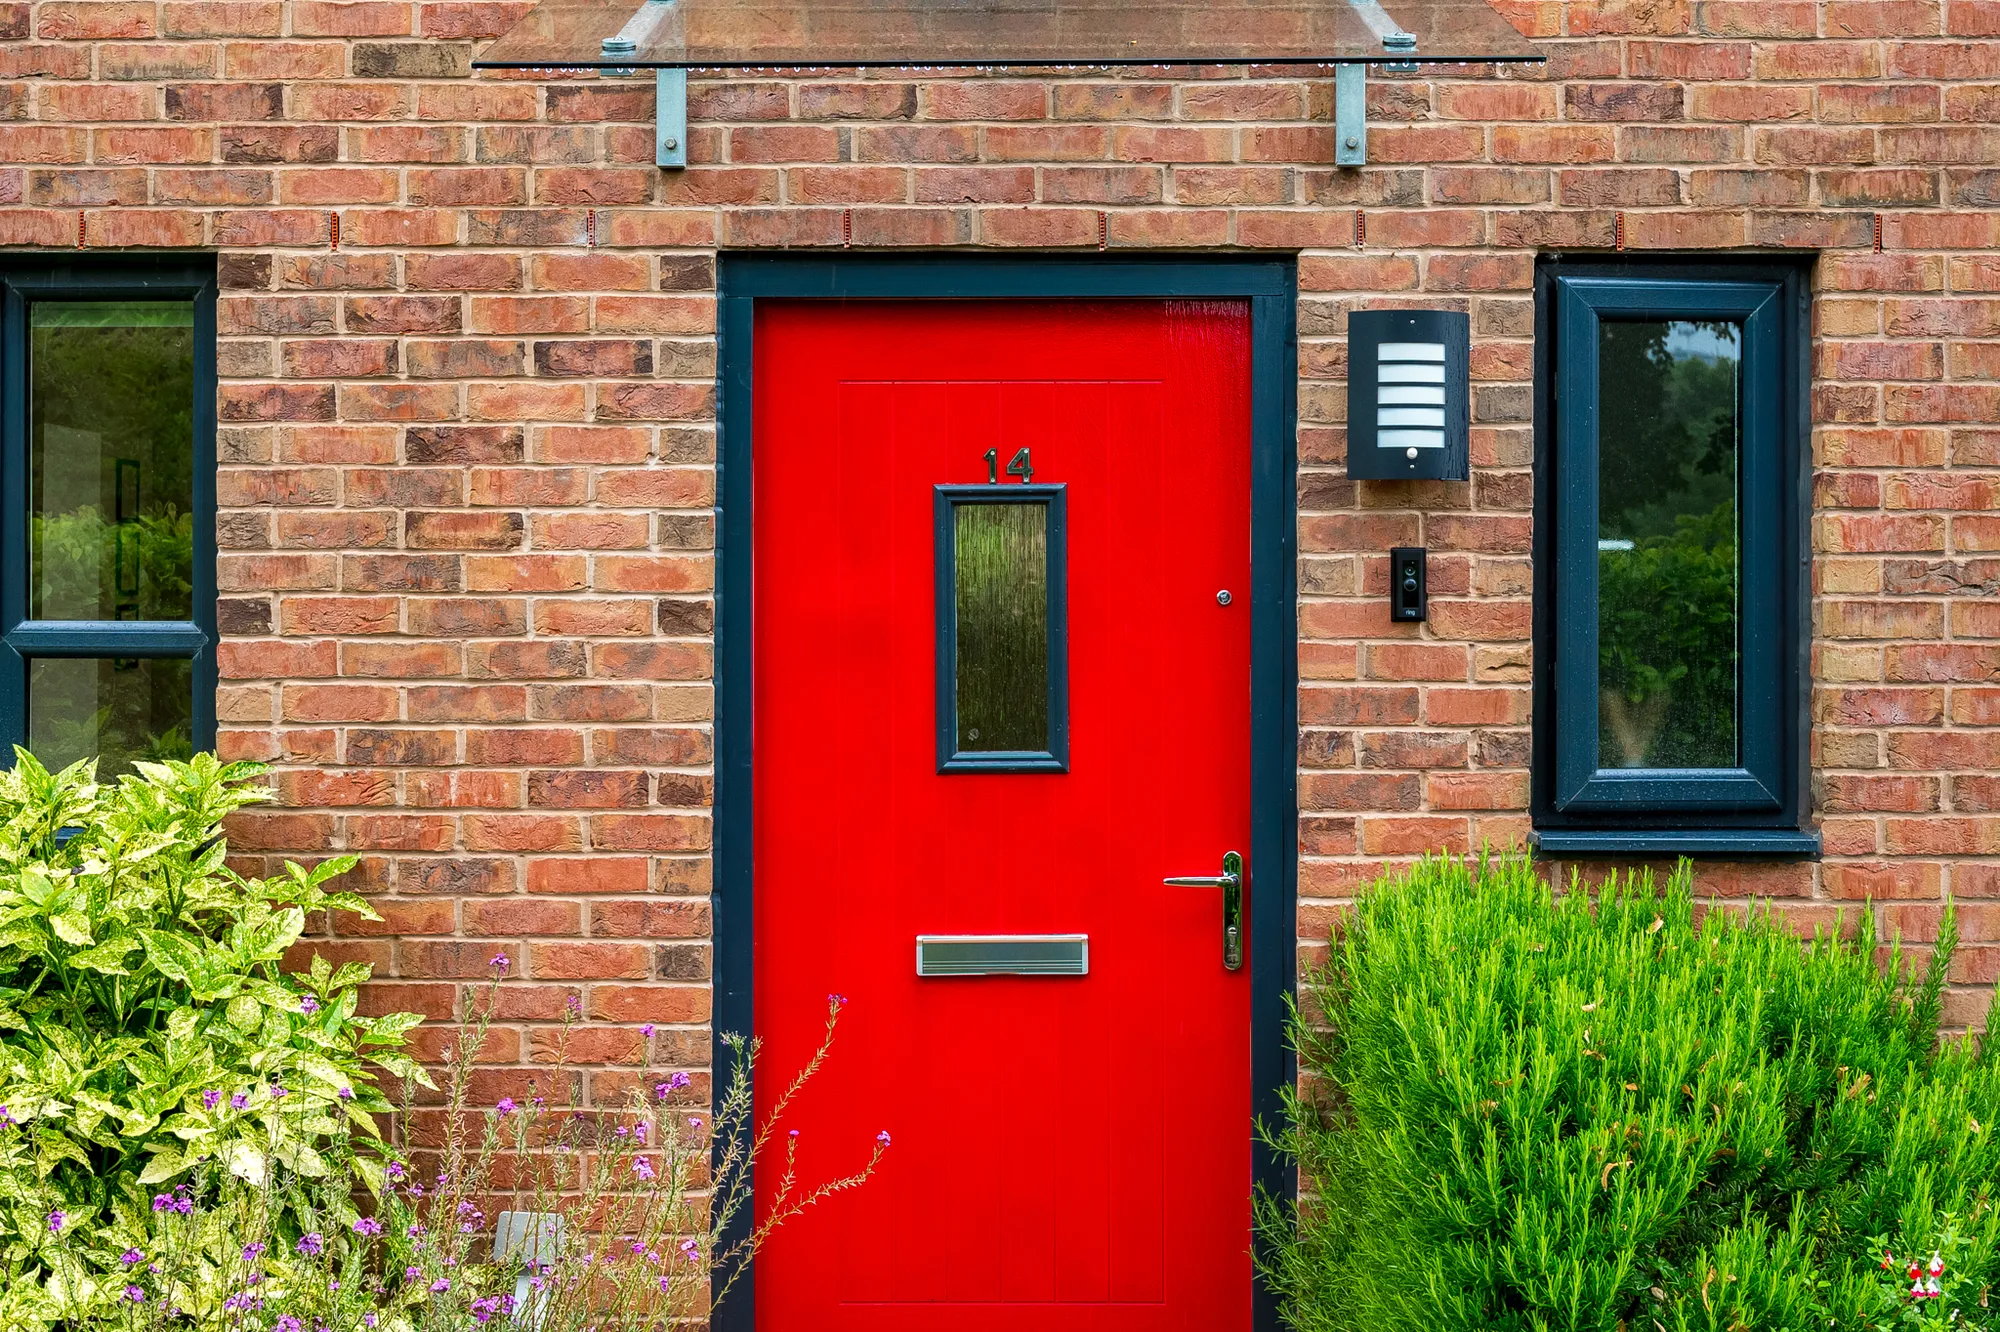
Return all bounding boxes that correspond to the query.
[1529,828,1822,859]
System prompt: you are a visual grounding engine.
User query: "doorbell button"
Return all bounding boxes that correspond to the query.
[1216,589,1232,606]
[1389,546,1427,623]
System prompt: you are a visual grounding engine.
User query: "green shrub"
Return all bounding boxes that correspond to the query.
[1259,853,1999,1332]
[0,751,425,1311]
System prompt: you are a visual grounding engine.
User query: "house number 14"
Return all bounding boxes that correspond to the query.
[982,447,1033,484]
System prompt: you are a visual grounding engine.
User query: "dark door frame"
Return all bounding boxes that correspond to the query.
[713,254,1298,1332]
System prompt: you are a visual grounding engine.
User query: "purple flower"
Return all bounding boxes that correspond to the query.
[496,1098,516,1116]
[299,996,320,1016]
[270,1084,288,1100]
[125,1286,145,1304]
[121,1249,144,1266]
[679,1237,700,1263]
[828,992,848,1006]
[152,1195,174,1214]
[387,1162,405,1182]
[276,1317,302,1332]
[353,1217,382,1237]
[633,1157,655,1180]
[429,1278,451,1294]
[0,1106,13,1127]
[338,1087,354,1101]
[407,1223,426,1239]
[877,1130,892,1147]
[46,1210,63,1235]
[242,1243,265,1262]
[230,1092,249,1111]
[641,1023,655,1037]
[365,1317,378,1329]
[490,953,510,971]
[201,1090,221,1111]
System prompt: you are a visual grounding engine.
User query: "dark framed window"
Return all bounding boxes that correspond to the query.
[1531,259,1815,857]
[0,259,217,777]
[934,483,1068,773]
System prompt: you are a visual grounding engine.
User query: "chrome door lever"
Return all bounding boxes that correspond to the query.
[1164,850,1244,971]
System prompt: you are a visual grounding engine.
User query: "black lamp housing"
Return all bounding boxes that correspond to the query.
[1345,308,1471,481]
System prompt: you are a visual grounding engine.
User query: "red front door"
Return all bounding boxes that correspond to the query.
[752,298,1253,1332]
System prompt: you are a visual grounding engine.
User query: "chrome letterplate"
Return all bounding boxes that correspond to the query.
[915,934,1088,977]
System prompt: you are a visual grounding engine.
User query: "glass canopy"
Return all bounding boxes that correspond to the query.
[472,0,1540,70]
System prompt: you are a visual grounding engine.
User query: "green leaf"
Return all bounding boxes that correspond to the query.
[360,1011,425,1045]
[225,995,260,1031]
[137,1151,186,1186]
[140,929,203,984]
[68,935,138,975]
[49,912,92,948]
[220,1140,266,1186]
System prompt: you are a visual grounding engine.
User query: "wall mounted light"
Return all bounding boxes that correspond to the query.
[1345,309,1471,481]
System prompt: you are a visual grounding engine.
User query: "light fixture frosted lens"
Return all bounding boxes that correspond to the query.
[1379,429,1446,449]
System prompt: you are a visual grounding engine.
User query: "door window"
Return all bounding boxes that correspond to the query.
[935,484,1068,773]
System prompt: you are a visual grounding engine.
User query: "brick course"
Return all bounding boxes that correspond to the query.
[2,0,1997,1086]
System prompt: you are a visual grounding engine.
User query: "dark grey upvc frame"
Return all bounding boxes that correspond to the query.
[715,255,1298,1332]
[1530,258,1816,858]
[933,482,1070,774]
[0,257,219,762]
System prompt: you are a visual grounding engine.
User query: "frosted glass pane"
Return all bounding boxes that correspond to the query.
[954,502,1049,754]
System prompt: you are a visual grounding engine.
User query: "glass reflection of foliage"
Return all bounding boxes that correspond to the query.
[954,502,1050,754]
[28,657,195,779]
[25,301,199,778]
[31,507,196,622]
[29,302,197,622]
[1596,320,1740,770]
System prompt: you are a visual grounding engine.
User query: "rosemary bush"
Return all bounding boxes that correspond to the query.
[1259,853,1999,1332]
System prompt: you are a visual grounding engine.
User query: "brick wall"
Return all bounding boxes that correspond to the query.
[1,0,1995,1094]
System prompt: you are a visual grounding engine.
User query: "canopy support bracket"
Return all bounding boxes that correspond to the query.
[1334,64,1367,166]
[656,68,687,169]
[599,0,686,169]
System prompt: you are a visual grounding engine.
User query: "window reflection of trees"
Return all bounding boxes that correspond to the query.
[1596,319,1740,770]
[26,306,198,775]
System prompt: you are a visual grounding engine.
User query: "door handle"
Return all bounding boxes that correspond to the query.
[1164,850,1244,971]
